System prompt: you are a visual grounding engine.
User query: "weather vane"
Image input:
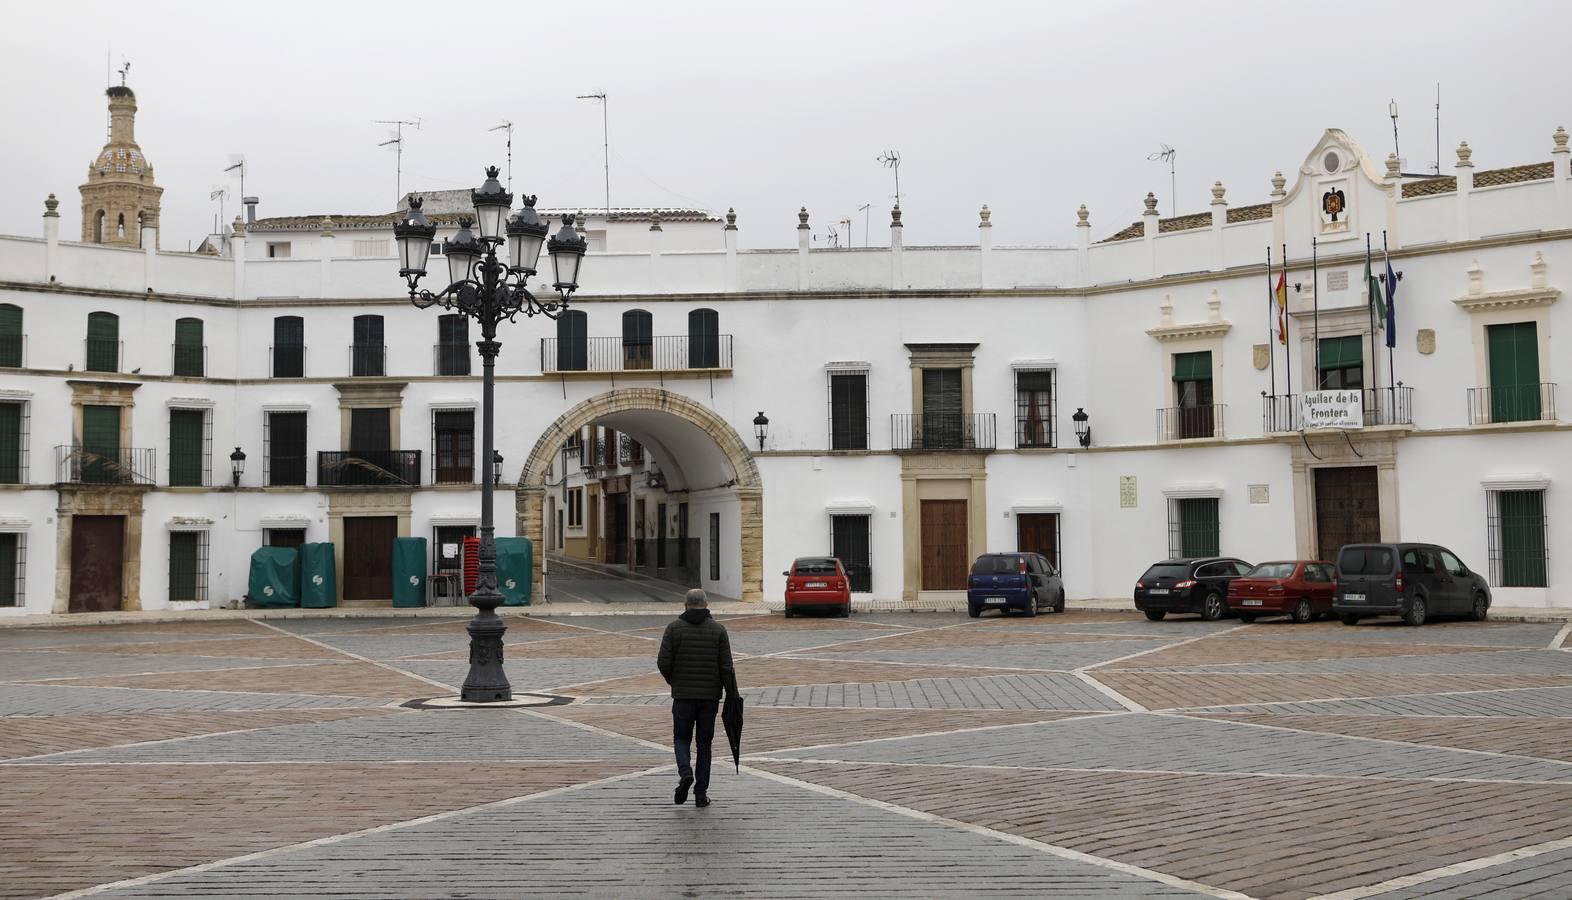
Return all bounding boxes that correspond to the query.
[118,60,131,87]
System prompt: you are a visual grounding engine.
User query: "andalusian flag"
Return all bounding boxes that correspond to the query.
[1275,270,1288,344]
[1365,255,1386,325]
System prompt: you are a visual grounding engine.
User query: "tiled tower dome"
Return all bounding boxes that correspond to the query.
[79,84,163,248]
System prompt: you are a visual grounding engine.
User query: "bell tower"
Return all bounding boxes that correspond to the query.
[79,76,163,248]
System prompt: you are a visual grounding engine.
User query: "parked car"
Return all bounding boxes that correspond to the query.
[1228,560,1337,623]
[967,552,1064,618]
[1133,557,1253,621]
[1333,543,1491,626]
[782,556,851,617]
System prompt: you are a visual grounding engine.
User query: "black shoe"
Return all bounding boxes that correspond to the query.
[675,775,693,805]
[695,792,710,808]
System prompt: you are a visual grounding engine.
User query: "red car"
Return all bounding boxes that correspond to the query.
[1228,560,1337,623]
[783,556,851,618]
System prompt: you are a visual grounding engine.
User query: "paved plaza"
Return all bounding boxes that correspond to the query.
[2,608,1571,899]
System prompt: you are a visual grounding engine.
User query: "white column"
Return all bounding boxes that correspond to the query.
[1074,205,1090,286]
[319,219,335,298]
[42,194,59,283]
[796,207,810,290]
[1269,171,1286,251]
[889,206,904,289]
[1141,192,1159,278]
[1209,181,1227,271]
[1552,127,1570,228]
[723,208,738,292]
[231,216,246,300]
[1454,142,1474,242]
[648,212,663,293]
[141,223,158,292]
[977,204,992,289]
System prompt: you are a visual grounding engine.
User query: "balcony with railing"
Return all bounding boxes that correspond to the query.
[892,413,997,451]
[1262,386,1415,433]
[433,343,472,376]
[270,345,306,378]
[349,343,386,377]
[56,445,156,486]
[540,335,733,374]
[172,343,206,377]
[84,338,121,373]
[1157,404,1227,441]
[1467,383,1558,425]
[317,450,421,486]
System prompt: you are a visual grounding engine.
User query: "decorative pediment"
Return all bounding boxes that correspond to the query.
[1147,291,1231,342]
[1454,253,1560,312]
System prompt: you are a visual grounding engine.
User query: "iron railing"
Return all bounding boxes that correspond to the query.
[317,449,421,486]
[891,413,997,451]
[172,344,206,377]
[269,345,306,378]
[540,335,733,373]
[1263,386,1415,432]
[349,344,386,377]
[1467,383,1557,425]
[1157,404,1226,441]
[433,343,472,376]
[1015,416,1056,448]
[56,445,156,485]
[84,338,121,373]
[0,334,24,368]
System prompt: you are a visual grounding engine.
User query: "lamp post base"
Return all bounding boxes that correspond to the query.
[460,604,512,703]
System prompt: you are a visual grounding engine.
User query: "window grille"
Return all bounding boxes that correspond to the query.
[827,370,869,450]
[1487,489,1549,587]
[432,409,475,484]
[0,400,28,484]
[0,303,22,368]
[168,530,209,603]
[266,528,307,549]
[168,408,211,487]
[1014,368,1056,448]
[830,514,873,592]
[0,531,23,607]
[264,411,308,486]
[431,525,475,575]
[86,312,119,372]
[1168,498,1220,559]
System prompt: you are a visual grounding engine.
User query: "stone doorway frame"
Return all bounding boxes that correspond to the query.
[516,388,764,602]
[1286,430,1403,560]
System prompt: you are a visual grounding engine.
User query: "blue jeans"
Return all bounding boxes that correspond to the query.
[672,698,719,793]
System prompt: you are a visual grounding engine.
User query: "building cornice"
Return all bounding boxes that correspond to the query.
[1453,287,1560,312]
[1146,321,1232,342]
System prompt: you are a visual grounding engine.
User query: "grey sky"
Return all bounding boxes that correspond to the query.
[3,0,1568,251]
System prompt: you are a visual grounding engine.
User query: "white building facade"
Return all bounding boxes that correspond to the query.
[1,87,1568,616]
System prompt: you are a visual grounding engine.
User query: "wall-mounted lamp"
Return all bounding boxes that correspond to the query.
[1071,408,1092,448]
[229,447,246,486]
[752,411,769,452]
[492,450,504,486]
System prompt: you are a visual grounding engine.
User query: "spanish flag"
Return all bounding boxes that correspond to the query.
[1275,271,1288,344]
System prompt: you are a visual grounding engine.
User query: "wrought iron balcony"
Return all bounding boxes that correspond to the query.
[348,343,386,377]
[0,333,24,368]
[1157,404,1227,441]
[892,413,997,451]
[317,450,422,486]
[172,344,206,377]
[540,335,733,373]
[269,344,306,378]
[84,338,121,373]
[56,445,156,486]
[433,343,472,376]
[1467,383,1557,425]
[1262,386,1415,433]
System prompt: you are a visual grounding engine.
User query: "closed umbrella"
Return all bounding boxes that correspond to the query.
[721,677,744,772]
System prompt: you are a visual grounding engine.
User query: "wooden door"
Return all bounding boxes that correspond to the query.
[69,515,124,612]
[1016,513,1060,571]
[1314,466,1380,562]
[1487,322,1541,422]
[343,516,397,601]
[606,493,628,564]
[832,514,872,592]
[920,499,968,590]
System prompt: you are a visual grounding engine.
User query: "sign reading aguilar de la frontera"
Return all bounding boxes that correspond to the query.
[1302,389,1364,429]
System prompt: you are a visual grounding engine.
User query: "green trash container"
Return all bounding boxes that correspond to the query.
[495,537,534,606]
[299,542,338,609]
[247,547,299,608]
[392,536,427,608]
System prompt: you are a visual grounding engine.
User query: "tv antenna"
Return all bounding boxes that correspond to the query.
[374,118,422,205]
[489,121,514,191]
[857,203,871,247]
[223,156,246,212]
[837,216,853,249]
[1433,83,1441,176]
[1147,144,1176,214]
[877,150,902,208]
[576,92,610,212]
[209,187,227,233]
[1388,99,1401,168]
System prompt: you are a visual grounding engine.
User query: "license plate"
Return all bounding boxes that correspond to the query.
[984,597,1006,605]
[806,581,828,588]
[1148,588,1169,595]
[1344,593,1365,603]
[1242,599,1263,606]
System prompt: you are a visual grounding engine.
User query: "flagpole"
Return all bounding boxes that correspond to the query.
[1383,229,1396,388]
[1366,233,1379,404]
[1267,245,1277,403]
[1283,243,1292,404]
[1312,237,1321,387]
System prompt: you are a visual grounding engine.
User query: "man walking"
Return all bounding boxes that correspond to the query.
[657,588,735,808]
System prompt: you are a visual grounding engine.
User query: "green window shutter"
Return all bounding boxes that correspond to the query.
[1318,336,1362,370]
[0,304,21,367]
[0,403,20,484]
[169,532,200,601]
[1178,498,1220,557]
[1487,322,1541,422]
[1499,490,1547,587]
[81,405,121,483]
[174,318,204,376]
[1172,351,1212,382]
[556,311,587,371]
[169,410,205,486]
[688,308,719,368]
[0,533,17,606]
[86,313,119,372]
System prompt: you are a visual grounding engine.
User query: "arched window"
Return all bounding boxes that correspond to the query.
[95,211,106,244]
[622,309,652,370]
[137,212,145,245]
[173,317,204,376]
[117,214,125,240]
[0,303,21,367]
[351,314,385,376]
[272,315,304,377]
[86,311,119,372]
[556,310,587,371]
[688,308,720,369]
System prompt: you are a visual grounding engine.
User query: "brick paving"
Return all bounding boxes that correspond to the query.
[3,608,1571,898]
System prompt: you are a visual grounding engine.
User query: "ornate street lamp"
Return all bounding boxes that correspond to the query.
[492,450,504,486]
[229,447,246,486]
[394,166,586,703]
[1072,408,1092,448]
[752,411,769,452]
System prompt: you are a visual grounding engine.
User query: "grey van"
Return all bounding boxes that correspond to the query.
[1333,543,1491,626]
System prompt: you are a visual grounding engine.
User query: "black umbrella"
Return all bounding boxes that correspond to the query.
[721,677,744,772]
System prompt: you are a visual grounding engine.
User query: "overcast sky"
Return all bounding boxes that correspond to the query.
[4,0,1569,251]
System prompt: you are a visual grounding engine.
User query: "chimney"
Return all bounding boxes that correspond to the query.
[243,196,259,224]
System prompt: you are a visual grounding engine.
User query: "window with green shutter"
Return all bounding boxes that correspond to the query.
[1318,335,1364,390]
[1487,322,1541,422]
[1174,498,1220,558]
[86,312,119,372]
[352,315,384,376]
[168,409,207,486]
[556,311,587,371]
[0,532,19,607]
[1494,489,1547,587]
[0,303,21,367]
[688,308,719,368]
[169,531,206,602]
[173,318,204,376]
[0,402,23,484]
[81,405,121,484]
[1172,352,1215,439]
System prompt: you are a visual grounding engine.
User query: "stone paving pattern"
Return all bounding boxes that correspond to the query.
[2,608,1570,898]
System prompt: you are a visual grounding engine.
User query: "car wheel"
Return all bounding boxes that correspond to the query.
[1053,591,1065,614]
[1404,596,1428,627]
[1291,598,1314,624]
[1025,594,1039,618]
[1238,612,1257,624]
[1200,592,1226,621]
[1144,610,1167,621]
[1470,593,1489,622]
[1339,613,1360,626]
[839,604,851,618]
[967,606,981,618]
[783,607,794,618]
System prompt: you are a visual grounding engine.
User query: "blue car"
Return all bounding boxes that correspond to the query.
[967,552,1065,618]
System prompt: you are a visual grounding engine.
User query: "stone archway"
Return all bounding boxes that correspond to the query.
[515,388,764,602]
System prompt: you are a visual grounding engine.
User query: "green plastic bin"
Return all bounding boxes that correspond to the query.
[392,536,427,608]
[247,547,299,609]
[299,542,338,609]
[496,537,534,606]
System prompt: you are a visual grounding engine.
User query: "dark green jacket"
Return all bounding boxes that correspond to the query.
[657,609,736,700]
